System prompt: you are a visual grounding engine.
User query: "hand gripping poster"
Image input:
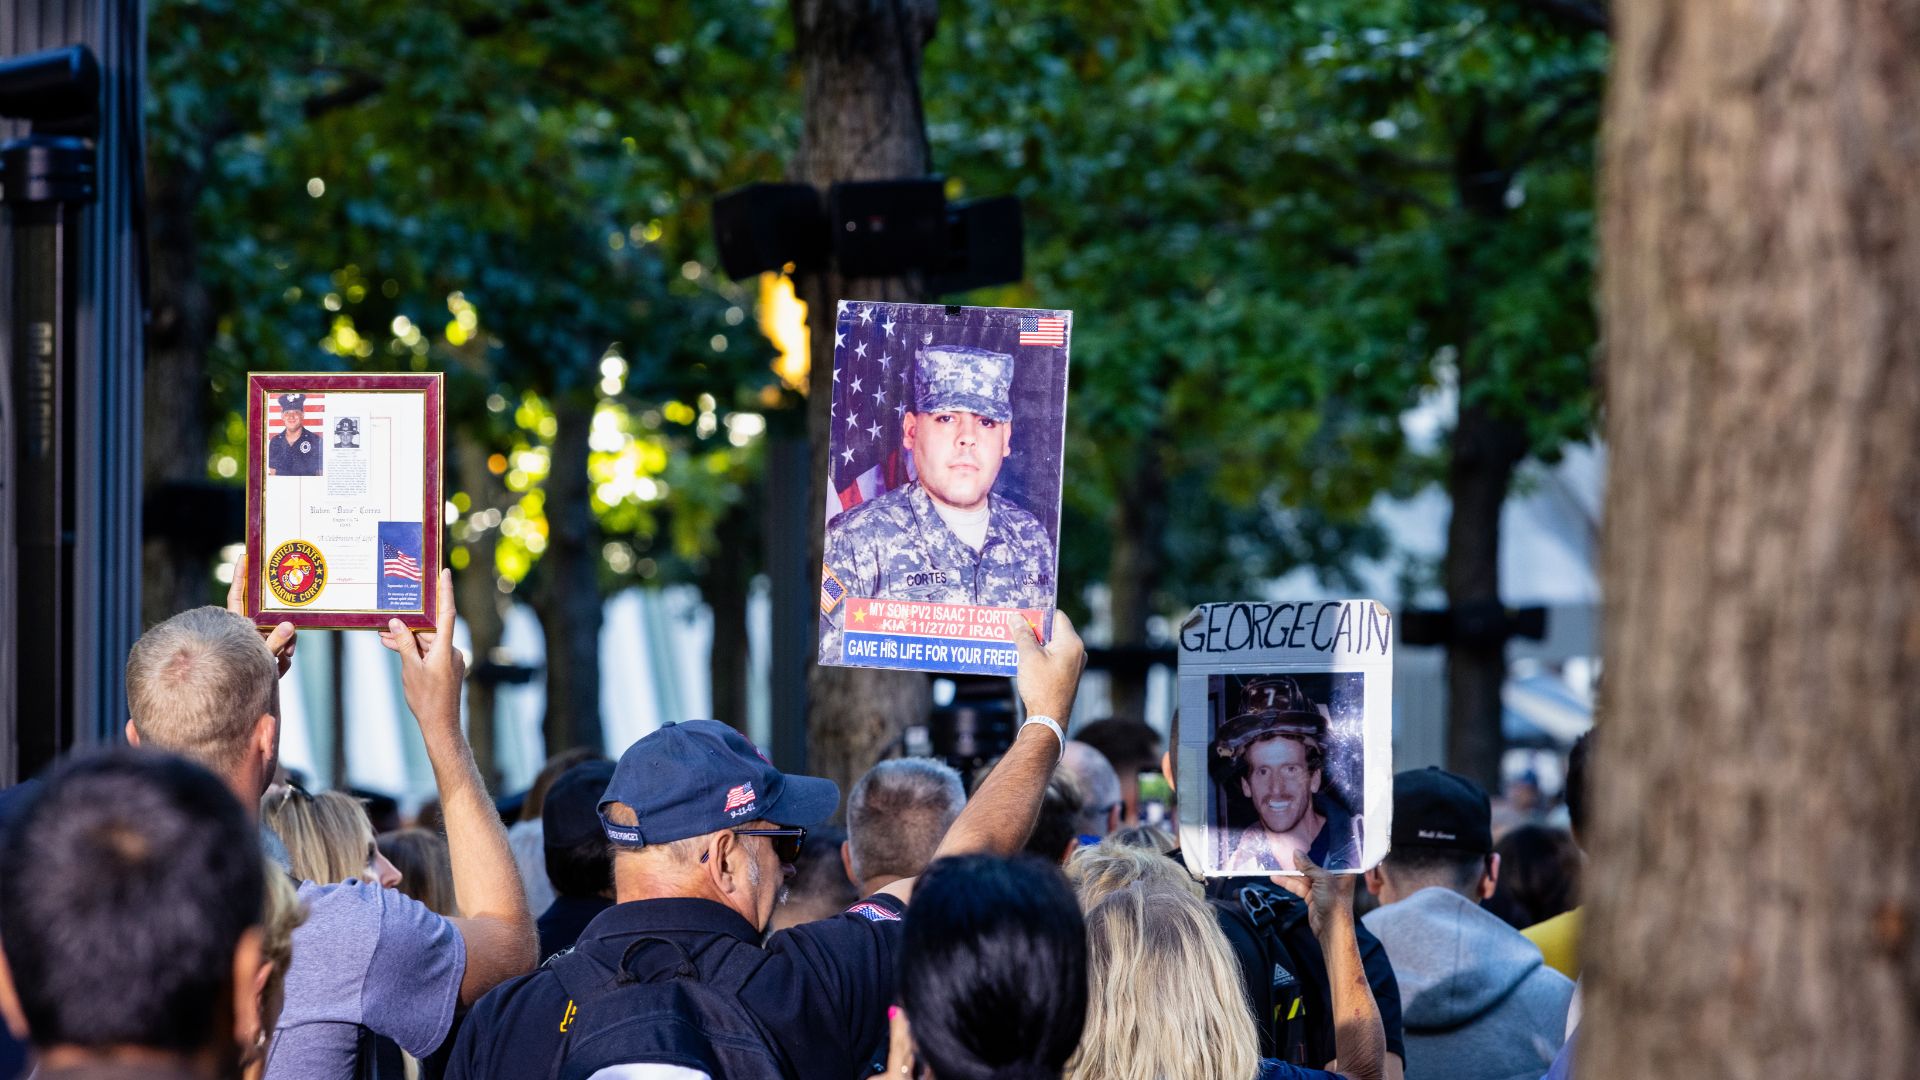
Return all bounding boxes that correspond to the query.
[818,301,1071,677]
[1176,601,1394,877]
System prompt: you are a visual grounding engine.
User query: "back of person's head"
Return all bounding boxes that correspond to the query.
[1068,883,1257,1080]
[1023,774,1085,865]
[0,748,263,1055]
[1065,843,1200,908]
[266,787,378,884]
[770,825,858,931]
[1488,824,1580,929]
[543,759,616,900]
[1071,717,1161,774]
[1105,824,1176,855]
[900,855,1087,1080]
[380,828,458,915]
[1377,766,1496,901]
[519,747,601,824]
[125,605,277,771]
[1059,741,1122,837]
[846,758,965,884]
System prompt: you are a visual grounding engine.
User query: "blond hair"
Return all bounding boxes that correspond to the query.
[1065,842,1202,909]
[265,789,375,884]
[1065,884,1260,1080]
[125,606,276,770]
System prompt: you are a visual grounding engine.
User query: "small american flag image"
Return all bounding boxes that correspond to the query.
[383,545,423,582]
[266,393,325,433]
[1019,315,1066,346]
[820,564,846,614]
[724,783,756,812]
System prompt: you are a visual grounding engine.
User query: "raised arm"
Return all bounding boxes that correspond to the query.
[1276,854,1387,1080]
[380,571,536,1004]
[880,610,1085,904]
[226,552,297,677]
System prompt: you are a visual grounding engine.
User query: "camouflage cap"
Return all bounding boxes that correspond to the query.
[1212,675,1330,764]
[912,345,1015,423]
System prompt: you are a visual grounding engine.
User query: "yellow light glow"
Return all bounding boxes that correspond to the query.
[759,272,810,393]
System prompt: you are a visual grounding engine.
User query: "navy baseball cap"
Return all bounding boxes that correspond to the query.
[598,720,840,847]
[1390,767,1493,854]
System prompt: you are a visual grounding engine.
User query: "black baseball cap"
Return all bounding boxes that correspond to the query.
[1390,767,1493,854]
[598,720,839,848]
[543,759,616,850]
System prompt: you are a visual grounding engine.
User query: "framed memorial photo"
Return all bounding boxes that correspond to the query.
[817,300,1071,677]
[243,372,443,630]
[1175,600,1395,877]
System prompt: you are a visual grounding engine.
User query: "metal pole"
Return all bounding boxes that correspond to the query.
[4,135,92,780]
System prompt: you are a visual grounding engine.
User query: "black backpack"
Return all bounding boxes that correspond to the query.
[1206,878,1321,1065]
[545,935,793,1080]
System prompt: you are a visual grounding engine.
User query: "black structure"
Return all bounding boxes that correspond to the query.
[0,2,146,786]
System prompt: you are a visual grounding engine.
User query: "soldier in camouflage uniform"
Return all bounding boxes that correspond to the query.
[820,344,1056,662]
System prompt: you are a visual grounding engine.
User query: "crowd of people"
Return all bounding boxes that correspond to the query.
[0,560,1591,1080]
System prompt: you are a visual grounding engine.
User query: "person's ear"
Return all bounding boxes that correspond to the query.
[1364,865,1388,900]
[1479,852,1501,901]
[230,926,265,1058]
[1105,803,1122,835]
[901,412,919,445]
[0,939,28,1040]
[1310,768,1323,794]
[707,831,745,897]
[253,711,279,767]
[1000,420,1013,457]
[840,840,857,887]
[1160,748,1175,792]
[125,718,141,746]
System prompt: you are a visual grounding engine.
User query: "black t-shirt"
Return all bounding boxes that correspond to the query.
[445,894,906,1080]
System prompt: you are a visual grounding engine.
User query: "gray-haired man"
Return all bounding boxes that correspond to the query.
[822,345,1056,662]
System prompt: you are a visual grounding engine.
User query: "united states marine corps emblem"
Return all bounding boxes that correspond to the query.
[267,540,328,606]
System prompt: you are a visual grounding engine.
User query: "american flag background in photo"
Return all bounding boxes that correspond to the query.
[825,301,1072,530]
[266,393,325,432]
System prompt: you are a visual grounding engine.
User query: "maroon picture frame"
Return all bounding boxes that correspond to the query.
[244,372,444,630]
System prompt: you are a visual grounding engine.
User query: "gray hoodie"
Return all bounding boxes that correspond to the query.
[1361,886,1573,1080]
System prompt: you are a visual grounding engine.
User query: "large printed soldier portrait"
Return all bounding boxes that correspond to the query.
[818,303,1070,673]
[1207,672,1367,873]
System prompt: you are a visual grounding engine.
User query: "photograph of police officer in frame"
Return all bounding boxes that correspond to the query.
[265,392,325,477]
[819,300,1070,675]
[1207,672,1366,873]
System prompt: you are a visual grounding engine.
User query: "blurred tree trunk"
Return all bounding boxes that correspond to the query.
[452,429,508,787]
[142,150,215,626]
[792,0,936,808]
[531,391,603,758]
[1442,108,1526,792]
[1585,2,1920,1076]
[1106,431,1165,723]
[704,496,755,733]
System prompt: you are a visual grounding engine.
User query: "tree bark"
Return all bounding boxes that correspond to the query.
[142,151,217,627]
[531,391,604,758]
[1106,433,1165,723]
[1442,399,1526,790]
[791,0,938,810]
[452,429,508,786]
[703,495,756,733]
[1440,108,1527,791]
[1585,3,1920,1075]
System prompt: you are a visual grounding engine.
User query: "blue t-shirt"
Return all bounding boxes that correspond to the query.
[1257,1059,1339,1080]
[263,879,467,1080]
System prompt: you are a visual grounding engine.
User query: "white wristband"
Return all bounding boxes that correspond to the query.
[1022,715,1064,753]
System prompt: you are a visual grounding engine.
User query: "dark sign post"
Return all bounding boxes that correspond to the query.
[0,1,147,785]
